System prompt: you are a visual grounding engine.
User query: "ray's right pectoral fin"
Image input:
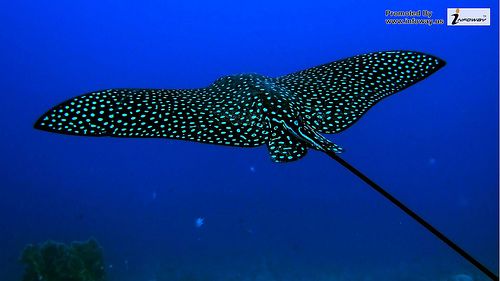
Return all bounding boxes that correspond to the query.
[266,127,308,163]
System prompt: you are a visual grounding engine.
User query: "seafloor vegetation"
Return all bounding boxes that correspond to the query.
[19,238,106,281]
[16,238,489,281]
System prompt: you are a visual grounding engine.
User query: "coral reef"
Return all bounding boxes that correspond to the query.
[20,238,106,281]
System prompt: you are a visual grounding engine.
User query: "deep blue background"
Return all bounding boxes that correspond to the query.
[0,1,498,280]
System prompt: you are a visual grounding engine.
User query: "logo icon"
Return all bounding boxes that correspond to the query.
[447,8,490,26]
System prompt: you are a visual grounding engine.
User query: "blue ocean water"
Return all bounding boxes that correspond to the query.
[0,1,498,280]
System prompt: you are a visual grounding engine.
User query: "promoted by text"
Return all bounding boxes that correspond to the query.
[385,10,444,26]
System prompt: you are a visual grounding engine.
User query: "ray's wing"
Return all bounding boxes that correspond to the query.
[34,76,269,147]
[276,51,446,134]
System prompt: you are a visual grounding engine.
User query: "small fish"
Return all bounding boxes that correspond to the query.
[34,51,445,162]
[195,217,204,228]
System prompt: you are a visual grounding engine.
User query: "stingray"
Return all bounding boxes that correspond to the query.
[34,50,498,280]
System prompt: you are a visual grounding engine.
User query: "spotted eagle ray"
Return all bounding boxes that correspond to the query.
[34,51,442,162]
[34,50,498,280]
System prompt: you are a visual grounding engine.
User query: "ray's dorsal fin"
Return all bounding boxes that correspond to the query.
[297,123,343,153]
[280,119,343,154]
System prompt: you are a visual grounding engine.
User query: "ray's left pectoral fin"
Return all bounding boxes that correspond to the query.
[266,126,308,163]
